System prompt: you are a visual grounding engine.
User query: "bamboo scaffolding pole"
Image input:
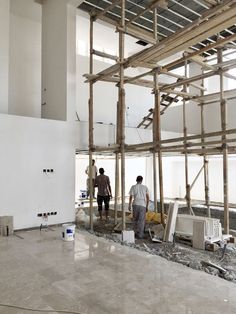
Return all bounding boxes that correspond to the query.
[114,152,120,225]
[119,0,126,231]
[189,165,204,192]
[89,16,94,230]
[218,47,229,234]
[124,70,153,83]
[200,70,211,217]
[152,71,158,213]
[114,100,120,225]
[154,70,165,223]
[183,59,192,214]
[153,7,158,41]
[92,49,118,61]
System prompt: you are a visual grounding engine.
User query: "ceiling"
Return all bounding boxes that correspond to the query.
[78,0,236,58]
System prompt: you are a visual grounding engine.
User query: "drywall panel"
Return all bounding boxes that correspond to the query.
[0,114,76,229]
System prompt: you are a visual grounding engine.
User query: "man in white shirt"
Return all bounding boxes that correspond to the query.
[85,159,98,198]
[128,176,149,239]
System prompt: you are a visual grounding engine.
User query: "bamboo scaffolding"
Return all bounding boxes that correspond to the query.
[83,0,236,237]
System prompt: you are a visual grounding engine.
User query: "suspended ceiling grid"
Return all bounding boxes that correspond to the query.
[78,0,236,58]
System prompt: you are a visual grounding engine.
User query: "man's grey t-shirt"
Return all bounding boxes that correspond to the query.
[95,175,110,196]
[129,183,149,207]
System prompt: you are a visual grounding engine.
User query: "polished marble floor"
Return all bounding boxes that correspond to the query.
[0,227,236,314]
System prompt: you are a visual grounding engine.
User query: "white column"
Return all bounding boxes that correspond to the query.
[41,0,78,121]
[0,0,10,114]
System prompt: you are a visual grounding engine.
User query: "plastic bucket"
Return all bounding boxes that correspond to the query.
[62,224,75,241]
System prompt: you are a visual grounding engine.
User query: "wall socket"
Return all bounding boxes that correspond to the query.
[43,169,54,173]
[37,211,57,217]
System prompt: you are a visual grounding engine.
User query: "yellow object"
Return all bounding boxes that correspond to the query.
[146,211,163,223]
[128,211,166,224]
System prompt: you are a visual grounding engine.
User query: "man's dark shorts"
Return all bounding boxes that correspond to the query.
[97,195,110,211]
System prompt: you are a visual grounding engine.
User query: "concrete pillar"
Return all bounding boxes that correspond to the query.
[0,0,10,114]
[41,0,79,121]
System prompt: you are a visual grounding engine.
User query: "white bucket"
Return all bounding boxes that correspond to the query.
[62,224,75,241]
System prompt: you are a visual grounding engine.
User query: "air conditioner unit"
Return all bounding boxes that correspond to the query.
[175,214,222,243]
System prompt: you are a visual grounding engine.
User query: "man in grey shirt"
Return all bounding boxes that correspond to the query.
[95,168,112,221]
[128,176,149,239]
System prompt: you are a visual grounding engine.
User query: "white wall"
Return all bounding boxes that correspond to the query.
[8,0,42,118]
[0,114,76,229]
[0,0,10,114]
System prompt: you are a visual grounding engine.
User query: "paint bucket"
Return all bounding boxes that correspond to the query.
[62,224,75,241]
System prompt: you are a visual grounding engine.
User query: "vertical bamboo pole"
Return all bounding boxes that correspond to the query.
[200,72,210,217]
[218,48,229,234]
[153,8,157,41]
[152,5,158,214]
[152,74,157,213]
[183,59,191,214]
[119,0,126,230]
[154,69,164,223]
[114,101,120,225]
[89,16,94,230]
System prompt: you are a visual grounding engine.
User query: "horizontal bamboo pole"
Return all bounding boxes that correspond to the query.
[126,128,236,151]
[93,49,118,61]
[161,62,236,92]
[193,88,236,104]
